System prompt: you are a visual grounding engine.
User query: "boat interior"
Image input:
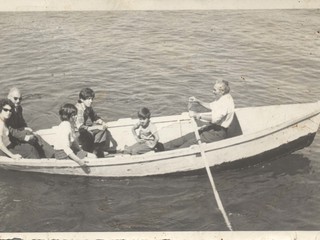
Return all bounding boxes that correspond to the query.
[103,112,243,152]
[104,103,318,152]
[37,102,319,155]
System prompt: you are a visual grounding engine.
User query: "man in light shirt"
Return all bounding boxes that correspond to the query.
[163,80,235,150]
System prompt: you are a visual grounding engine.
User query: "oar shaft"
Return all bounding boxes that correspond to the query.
[190,117,233,231]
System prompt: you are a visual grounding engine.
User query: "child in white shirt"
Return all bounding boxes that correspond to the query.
[54,103,96,173]
[124,107,163,155]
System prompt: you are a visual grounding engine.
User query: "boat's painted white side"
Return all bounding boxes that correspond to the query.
[0,102,319,177]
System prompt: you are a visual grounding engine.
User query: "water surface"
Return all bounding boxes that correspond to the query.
[0,10,319,231]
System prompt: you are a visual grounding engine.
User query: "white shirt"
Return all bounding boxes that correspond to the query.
[133,122,156,140]
[209,93,235,128]
[54,121,75,156]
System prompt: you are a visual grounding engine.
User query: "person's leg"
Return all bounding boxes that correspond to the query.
[123,142,139,154]
[131,143,153,155]
[91,129,108,157]
[200,128,227,143]
[103,129,118,153]
[33,135,55,158]
[78,130,94,152]
[163,132,197,150]
[154,142,164,152]
[179,135,198,148]
[54,149,69,159]
[92,129,107,144]
[10,143,40,159]
[123,142,152,155]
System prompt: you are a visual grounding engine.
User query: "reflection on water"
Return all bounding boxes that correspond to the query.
[268,154,311,177]
[0,152,317,231]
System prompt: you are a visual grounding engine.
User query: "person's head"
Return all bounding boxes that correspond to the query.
[0,98,15,121]
[7,87,22,107]
[59,103,78,122]
[212,80,230,98]
[137,107,151,127]
[78,88,95,108]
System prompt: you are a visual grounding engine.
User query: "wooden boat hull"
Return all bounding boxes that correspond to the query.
[0,101,319,177]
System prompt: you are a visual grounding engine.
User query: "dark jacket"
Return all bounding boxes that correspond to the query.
[83,107,101,127]
[7,105,28,142]
[75,103,101,131]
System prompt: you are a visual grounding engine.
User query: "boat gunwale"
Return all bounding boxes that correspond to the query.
[0,102,319,170]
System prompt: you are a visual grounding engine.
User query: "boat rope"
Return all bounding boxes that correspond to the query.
[189,111,233,231]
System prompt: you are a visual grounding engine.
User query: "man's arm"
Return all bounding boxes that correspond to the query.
[8,126,27,141]
[189,96,211,110]
[91,107,102,123]
[18,106,28,128]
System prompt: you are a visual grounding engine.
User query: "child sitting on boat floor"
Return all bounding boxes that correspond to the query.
[123,107,164,155]
[54,103,96,174]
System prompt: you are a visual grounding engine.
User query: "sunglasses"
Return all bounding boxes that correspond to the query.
[13,97,22,101]
[2,108,12,113]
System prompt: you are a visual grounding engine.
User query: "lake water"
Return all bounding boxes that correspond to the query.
[0,10,319,231]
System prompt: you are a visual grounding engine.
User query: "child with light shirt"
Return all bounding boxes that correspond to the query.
[54,103,96,174]
[123,107,163,155]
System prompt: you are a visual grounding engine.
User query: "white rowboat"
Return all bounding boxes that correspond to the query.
[0,101,319,177]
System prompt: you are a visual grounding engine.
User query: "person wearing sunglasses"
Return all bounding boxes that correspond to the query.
[6,87,55,158]
[0,99,40,159]
[163,80,235,150]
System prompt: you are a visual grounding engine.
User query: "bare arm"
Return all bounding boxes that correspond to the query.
[0,123,22,159]
[68,152,85,165]
[149,132,159,148]
[131,123,141,142]
[147,123,160,149]
[189,96,211,110]
[67,152,91,174]
[196,112,213,122]
[8,126,27,141]
[0,141,21,159]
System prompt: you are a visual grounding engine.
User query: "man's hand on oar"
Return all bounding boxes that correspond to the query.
[189,111,201,120]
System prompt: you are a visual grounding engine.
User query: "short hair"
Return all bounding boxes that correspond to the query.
[59,103,78,121]
[0,98,15,112]
[79,88,95,101]
[137,107,151,119]
[216,79,230,94]
[8,87,21,98]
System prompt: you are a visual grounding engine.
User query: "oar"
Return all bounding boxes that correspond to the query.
[189,111,233,231]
